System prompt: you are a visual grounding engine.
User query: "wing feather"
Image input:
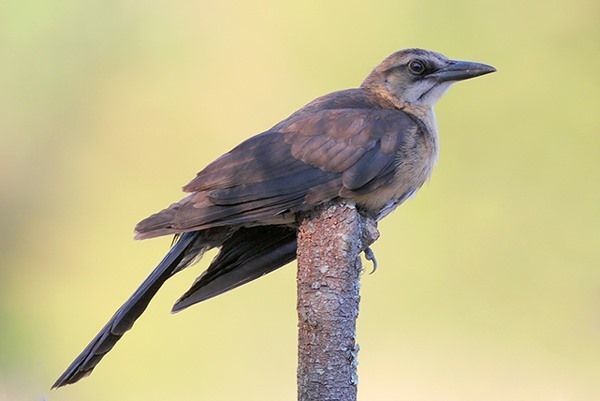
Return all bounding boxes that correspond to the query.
[136,104,417,239]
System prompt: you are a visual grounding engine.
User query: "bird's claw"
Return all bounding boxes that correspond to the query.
[364,247,378,274]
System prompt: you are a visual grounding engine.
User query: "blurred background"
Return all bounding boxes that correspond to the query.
[1,0,599,400]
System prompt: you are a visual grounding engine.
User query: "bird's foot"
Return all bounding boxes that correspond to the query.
[359,214,379,274]
[364,247,378,274]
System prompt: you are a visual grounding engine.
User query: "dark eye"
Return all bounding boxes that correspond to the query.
[408,59,427,75]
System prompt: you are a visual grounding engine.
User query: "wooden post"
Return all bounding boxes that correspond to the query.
[296,201,379,401]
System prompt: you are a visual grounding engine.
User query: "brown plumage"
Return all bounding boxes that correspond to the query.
[53,48,494,388]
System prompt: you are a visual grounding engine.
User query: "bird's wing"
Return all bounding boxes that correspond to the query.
[135,108,415,239]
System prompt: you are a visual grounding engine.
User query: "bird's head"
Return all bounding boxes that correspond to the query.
[362,48,495,107]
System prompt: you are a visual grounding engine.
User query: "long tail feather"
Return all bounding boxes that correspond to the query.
[53,232,199,388]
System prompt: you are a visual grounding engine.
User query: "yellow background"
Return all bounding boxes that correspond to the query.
[1,1,599,400]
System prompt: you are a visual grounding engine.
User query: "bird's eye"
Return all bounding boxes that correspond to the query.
[408,59,427,76]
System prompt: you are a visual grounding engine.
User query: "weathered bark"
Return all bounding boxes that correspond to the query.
[297,201,379,401]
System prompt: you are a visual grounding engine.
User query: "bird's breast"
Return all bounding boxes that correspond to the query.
[355,110,439,214]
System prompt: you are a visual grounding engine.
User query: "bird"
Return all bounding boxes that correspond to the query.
[53,48,495,388]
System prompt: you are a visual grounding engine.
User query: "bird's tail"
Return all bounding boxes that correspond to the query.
[52,231,200,388]
[172,226,297,312]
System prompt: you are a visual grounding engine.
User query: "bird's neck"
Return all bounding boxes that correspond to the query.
[404,104,438,135]
[366,86,435,122]
[365,86,439,153]
[366,86,407,110]
[402,105,440,168]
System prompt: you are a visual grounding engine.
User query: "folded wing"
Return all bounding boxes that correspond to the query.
[135,108,415,239]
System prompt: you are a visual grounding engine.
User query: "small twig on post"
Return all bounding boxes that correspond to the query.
[297,201,379,401]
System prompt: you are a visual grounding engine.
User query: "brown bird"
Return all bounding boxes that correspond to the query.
[53,48,495,388]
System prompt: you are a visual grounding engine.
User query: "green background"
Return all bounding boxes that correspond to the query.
[1,1,599,400]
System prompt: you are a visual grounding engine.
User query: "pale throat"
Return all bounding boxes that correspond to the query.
[402,103,438,137]
[401,103,440,167]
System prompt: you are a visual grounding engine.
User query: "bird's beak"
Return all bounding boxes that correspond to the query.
[430,60,496,82]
